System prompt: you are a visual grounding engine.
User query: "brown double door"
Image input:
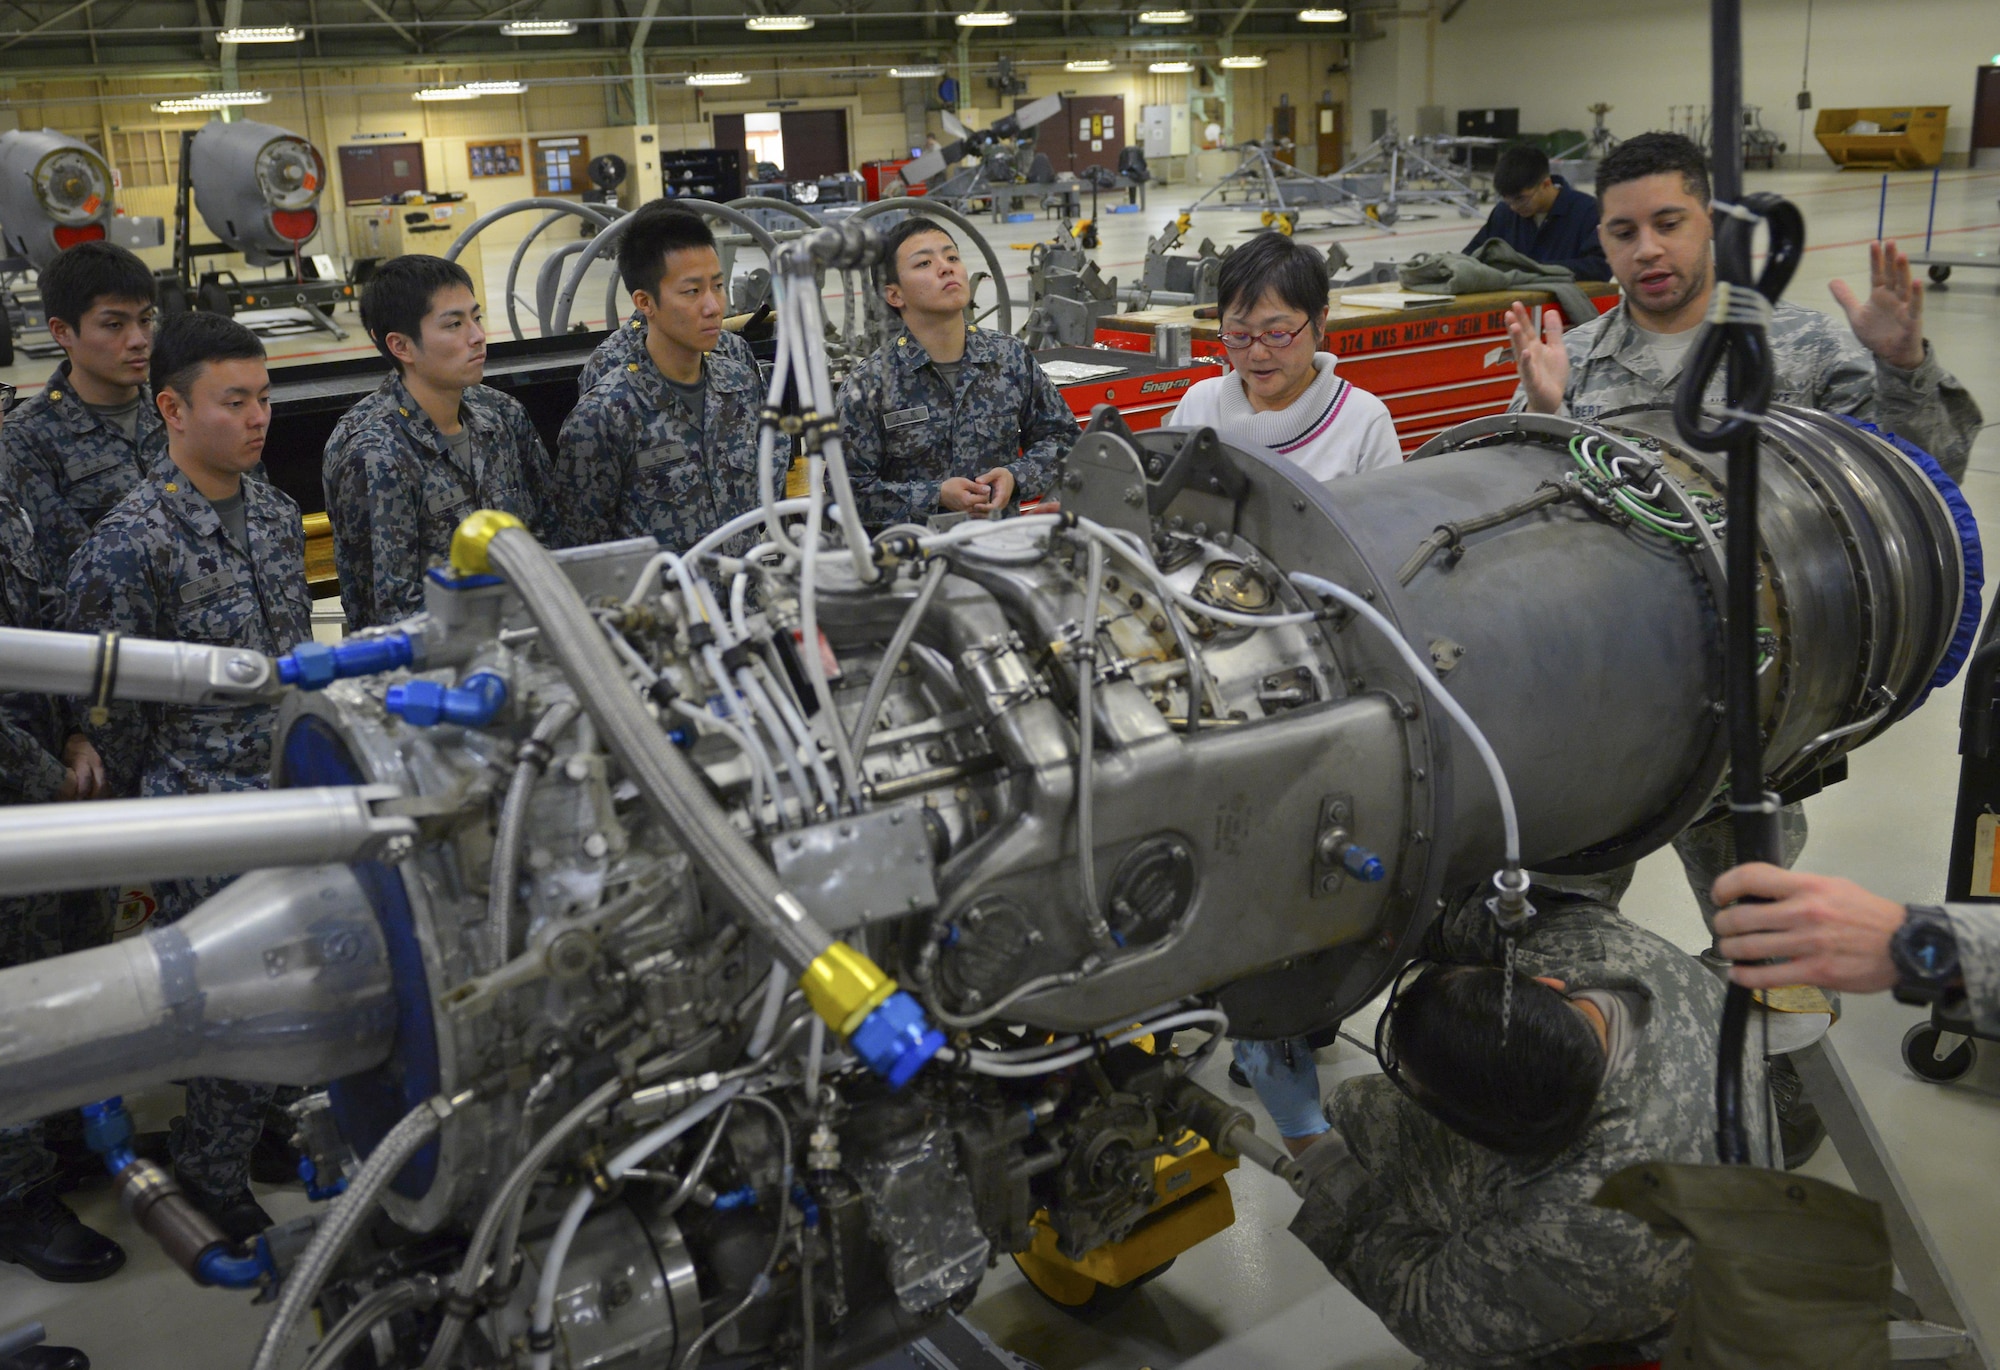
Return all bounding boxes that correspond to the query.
[712,109,850,181]
[1025,95,1125,176]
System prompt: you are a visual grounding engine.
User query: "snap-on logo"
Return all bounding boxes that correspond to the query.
[1139,377,1193,394]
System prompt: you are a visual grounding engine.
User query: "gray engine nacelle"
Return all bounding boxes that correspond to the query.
[189,118,326,266]
[0,129,115,271]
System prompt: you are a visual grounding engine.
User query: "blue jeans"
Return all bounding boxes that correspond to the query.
[1231,1036,1330,1140]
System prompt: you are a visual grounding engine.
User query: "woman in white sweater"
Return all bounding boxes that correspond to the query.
[1167,232,1401,1153]
[1167,232,1402,483]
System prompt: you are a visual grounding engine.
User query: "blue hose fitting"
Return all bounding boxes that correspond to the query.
[276,632,417,689]
[846,990,946,1090]
[712,1186,759,1212]
[297,1155,348,1203]
[1340,843,1386,882]
[79,1098,135,1174]
[195,1237,273,1289]
[384,671,508,728]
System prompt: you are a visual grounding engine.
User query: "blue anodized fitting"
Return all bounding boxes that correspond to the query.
[846,990,947,1090]
[384,671,509,728]
[276,632,417,690]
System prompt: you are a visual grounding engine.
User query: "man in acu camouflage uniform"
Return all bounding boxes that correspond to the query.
[0,415,125,1295]
[577,308,649,398]
[1504,132,1982,1160]
[1291,884,1769,1369]
[838,217,1079,529]
[0,241,167,593]
[557,204,765,548]
[323,254,550,631]
[67,313,312,1245]
[1507,132,1980,484]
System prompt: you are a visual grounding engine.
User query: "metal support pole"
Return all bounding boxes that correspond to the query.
[1792,1038,1995,1369]
[0,785,416,896]
[1926,167,1940,252]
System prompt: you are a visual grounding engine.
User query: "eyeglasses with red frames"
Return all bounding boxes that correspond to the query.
[1218,325,1306,350]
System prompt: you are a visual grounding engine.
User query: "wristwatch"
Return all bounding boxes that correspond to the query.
[1889,904,1961,1005]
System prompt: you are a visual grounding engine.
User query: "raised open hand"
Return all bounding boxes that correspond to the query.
[1829,240,1926,371]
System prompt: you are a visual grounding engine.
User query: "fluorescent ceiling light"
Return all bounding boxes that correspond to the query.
[153,89,272,111]
[687,71,750,86]
[1065,58,1113,71]
[500,19,576,35]
[955,10,1016,25]
[1149,60,1193,72]
[1297,7,1347,20]
[746,14,815,29]
[218,25,299,42]
[1139,8,1192,20]
[889,64,946,77]
[414,85,481,101]
[1219,53,1265,67]
[462,80,525,94]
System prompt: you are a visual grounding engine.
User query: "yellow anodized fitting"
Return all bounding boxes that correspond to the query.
[800,942,899,1037]
[450,510,526,577]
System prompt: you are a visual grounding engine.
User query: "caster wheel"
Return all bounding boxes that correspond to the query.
[1928,264,1951,285]
[1901,1021,1975,1082]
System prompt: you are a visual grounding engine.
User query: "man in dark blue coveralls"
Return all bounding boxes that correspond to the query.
[1466,143,1610,282]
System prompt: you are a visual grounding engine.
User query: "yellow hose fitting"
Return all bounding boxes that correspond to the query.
[450,510,526,577]
[800,942,899,1037]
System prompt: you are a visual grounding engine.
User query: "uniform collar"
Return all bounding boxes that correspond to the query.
[1589,301,1691,388]
[41,360,158,439]
[154,468,267,543]
[890,321,994,373]
[621,330,759,409]
[380,372,485,465]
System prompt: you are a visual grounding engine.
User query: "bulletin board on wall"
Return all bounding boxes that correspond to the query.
[468,140,523,179]
[532,136,590,195]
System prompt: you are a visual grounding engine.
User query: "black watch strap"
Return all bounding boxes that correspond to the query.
[1891,905,1961,1006]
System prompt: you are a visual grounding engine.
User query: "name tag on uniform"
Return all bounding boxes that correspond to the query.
[636,441,689,470]
[884,406,930,430]
[66,451,123,481]
[425,486,471,516]
[179,570,232,605]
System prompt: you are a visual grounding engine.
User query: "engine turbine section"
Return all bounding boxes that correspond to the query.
[0,129,114,270]
[189,119,326,266]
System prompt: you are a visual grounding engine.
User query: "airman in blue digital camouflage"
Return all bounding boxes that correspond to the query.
[323,254,551,631]
[557,205,767,549]
[0,241,168,595]
[0,457,123,1290]
[66,313,312,1248]
[837,217,1079,528]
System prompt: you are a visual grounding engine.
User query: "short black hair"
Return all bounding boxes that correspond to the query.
[42,241,155,329]
[360,254,477,369]
[151,310,265,400]
[1389,964,1603,1158]
[1493,143,1552,199]
[617,203,718,298]
[882,216,956,289]
[1597,131,1711,205]
[1216,231,1331,328]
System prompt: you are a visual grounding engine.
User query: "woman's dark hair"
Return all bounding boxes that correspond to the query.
[151,310,265,400]
[1493,143,1552,199]
[1389,963,1604,1159]
[617,202,718,298]
[1215,232,1330,328]
[1596,131,1711,205]
[42,241,155,328]
[360,254,476,369]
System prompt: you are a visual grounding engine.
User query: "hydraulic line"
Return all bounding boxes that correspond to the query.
[1073,538,1117,950]
[300,1276,439,1370]
[1671,0,1807,1165]
[849,558,950,759]
[250,1095,454,1370]
[492,700,580,961]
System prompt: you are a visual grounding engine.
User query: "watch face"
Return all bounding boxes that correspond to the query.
[1905,923,1956,977]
